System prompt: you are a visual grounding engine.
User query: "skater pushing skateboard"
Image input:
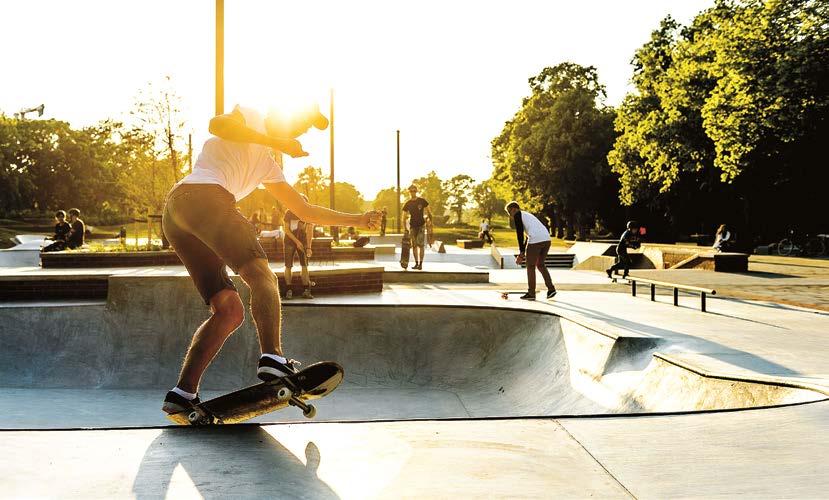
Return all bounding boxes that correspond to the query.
[161,103,380,416]
[605,220,641,280]
[506,201,557,301]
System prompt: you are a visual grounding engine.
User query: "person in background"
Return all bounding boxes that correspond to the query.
[65,208,85,249]
[402,184,433,270]
[270,205,283,230]
[42,210,71,252]
[713,224,732,252]
[380,208,387,237]
[479,218,493,244]
[250,209,263,235]
[506,201,557,300]
[606,220,641,279]
[283,195,315,300]
[345,226,359,240]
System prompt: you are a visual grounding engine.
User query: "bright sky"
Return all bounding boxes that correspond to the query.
[1,0,710,200]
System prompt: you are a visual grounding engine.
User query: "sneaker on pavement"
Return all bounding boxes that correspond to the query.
[606,268,613,279]
[520,293,536,301]
[547,288,557,299]
[257,355,301,382]
[162,391,201,415]
[301,289,314,299]
[284,289,293,300]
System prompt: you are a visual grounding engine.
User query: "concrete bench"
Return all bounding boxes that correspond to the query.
[457,239,484,249]
[710,252,749,272]
[369,244,396,255]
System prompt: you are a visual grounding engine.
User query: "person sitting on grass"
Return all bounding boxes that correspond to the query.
[65,208,85,249]
[283,195,315,300]
[42,210,72,252]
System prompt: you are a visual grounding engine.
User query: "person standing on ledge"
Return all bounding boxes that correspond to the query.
[506,201,557,301]
[402,184,432,270]
[160,103,380,415]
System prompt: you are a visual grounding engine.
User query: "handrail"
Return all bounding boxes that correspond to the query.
[615,274,716,312]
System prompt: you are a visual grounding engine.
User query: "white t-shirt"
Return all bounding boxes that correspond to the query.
[179,105,286,201]
[520,211,550,245]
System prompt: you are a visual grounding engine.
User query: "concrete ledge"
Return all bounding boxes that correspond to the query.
[369,244,396,255]
[457,239,484,249]
[384,269,489,284]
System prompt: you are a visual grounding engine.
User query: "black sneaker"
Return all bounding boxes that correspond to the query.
[520,293,535,301]
[547,289,557,299]
[257,355,301,382]
[606,269,613,279]
[162,391,201,414]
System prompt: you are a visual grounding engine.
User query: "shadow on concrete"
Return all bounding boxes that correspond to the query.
[132,426,338,499]
[549,299,803,378]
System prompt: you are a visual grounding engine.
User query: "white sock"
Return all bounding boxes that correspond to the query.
[261,353,287,364]
[172,386,197,400]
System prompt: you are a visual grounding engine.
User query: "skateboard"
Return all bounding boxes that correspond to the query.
[499,291,525,300]
[166,361,343,425]
[400,229,411,269]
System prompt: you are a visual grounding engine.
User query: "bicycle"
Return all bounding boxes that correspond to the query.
[777,229,828,257]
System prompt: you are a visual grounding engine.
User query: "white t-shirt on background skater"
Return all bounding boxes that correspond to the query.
[519,211,550,245]
[180,105,286,201]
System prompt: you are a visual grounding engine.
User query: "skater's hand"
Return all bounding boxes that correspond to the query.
[307,249,313,258]
[360,210,382,229]
[515,253,526,265]
[270,137,308,158]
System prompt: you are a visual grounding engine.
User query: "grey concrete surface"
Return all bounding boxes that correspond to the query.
[0,276,824,428]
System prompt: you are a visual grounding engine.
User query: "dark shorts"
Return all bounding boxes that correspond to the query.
[162,184,267,304]
[284,232,308,268]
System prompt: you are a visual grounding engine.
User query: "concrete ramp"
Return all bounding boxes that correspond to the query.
[0,279,824,428]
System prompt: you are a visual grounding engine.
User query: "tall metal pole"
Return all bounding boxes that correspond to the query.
[396,130,401,233]
[215,0,224,115]
[329,88,337,241]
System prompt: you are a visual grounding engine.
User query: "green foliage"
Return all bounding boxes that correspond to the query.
[411,170,448,221]
[472,180,506,221]
[322,182,365,213]
[491,62,619,238]
[609,0,829,240]
[293,166,327,205]
[442,174,475,223]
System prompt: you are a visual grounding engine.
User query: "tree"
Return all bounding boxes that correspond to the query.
[411,171,447,224]
[443,174,475,224]
[609,0,829,241]
[491,63,618,238]
[321,182,365,213]
[293,166,327,205]
[372,186,402,229]
[472,180,505,222]
[131,76,189,184]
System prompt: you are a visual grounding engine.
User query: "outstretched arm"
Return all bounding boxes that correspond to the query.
[208,109,307,157]
[265,182,380,229]
[514,212,526,253]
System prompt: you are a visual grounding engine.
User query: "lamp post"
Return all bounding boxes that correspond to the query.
[330,88,338,242]
[396,130,401,233]
[215,0,224,115]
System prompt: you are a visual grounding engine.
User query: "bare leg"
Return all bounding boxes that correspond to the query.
[176,289,244,393]
[301,265,311,287]
[284,264,293,294]
[238,258,282,356]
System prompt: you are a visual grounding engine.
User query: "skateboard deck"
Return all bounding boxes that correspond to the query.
[166,361,343,425]
[499,291,526,300]
[400,230,411,269]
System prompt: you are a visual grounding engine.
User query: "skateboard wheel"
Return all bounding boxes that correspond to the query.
[277,387,292,400]
[303,404,317,418]
[188,411,200,423]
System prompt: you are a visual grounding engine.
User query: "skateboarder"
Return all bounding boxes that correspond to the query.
[402,184,432,270]
[161,104,380,414]
[606,220,641,279]
[506,201,556,300]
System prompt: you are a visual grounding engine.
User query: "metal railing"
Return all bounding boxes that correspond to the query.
[616,274,716,312]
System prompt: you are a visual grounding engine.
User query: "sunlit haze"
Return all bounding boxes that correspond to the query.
[1,0,711,199]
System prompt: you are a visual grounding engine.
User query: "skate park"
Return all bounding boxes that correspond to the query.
[4,0,829,497]
[2,243,829,497]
